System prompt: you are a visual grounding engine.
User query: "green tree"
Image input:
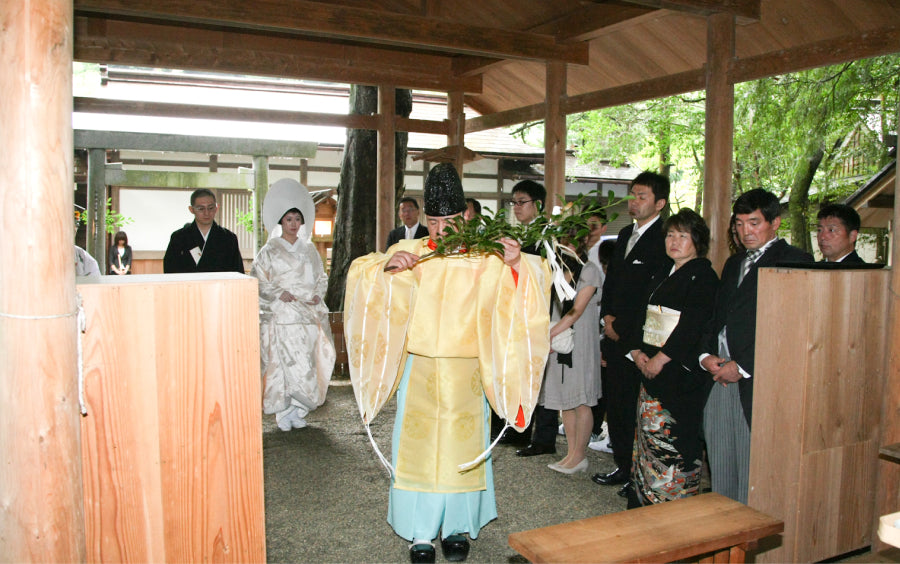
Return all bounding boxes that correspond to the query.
[325,86,412,312]
[566,55,899,252]
[733,57,899,251]
[567,93,706,209]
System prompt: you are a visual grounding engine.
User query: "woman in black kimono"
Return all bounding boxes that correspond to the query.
[627,208,719,506]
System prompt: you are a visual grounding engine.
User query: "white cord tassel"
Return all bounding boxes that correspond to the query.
[541,239,577,301]
[365,422,395,477]
[458,421,512,472]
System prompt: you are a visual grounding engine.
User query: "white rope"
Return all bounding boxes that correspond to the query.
[458,421,510,472]
[0,310,76,319]
[365,422,395,477]
[541,239,577,301]
[76,293,87,415]
[0,304,87,415]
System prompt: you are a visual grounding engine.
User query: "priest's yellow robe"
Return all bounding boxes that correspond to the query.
[344,238,550,539]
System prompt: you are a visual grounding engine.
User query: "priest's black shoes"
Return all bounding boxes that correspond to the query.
[515,443,556,457]
[409,542,436,563]
[591,467,628,485]
[617,480,634,498]
[441,535,470,562]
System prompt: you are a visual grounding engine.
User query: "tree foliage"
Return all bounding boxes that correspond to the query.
[566,55,900,251]
[734,57,899,250]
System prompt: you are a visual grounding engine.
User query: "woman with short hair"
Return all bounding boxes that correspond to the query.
[627,208,719,506]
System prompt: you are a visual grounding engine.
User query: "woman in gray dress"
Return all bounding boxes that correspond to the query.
[542,232,602,475]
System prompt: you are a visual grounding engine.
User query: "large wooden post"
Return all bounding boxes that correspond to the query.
[377,85,396,250]
[703,12,735,272]
[874,100,900,550]
[447,91,465,176]
[87,148,107,273]
[0,0,86,561]
[253,155,268,251]
[545,61,567,213]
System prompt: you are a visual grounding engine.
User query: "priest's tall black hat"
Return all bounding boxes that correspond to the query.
[423,163,466,217]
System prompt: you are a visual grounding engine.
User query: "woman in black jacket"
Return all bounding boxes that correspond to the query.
[626,209,719,506]
[108,231,133,275]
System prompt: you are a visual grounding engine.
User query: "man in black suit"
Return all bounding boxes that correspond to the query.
[699,188,813,504]
[163,188,245,274]
[816,203,865,264]
[591,172,670,495]
[385,197,428,250]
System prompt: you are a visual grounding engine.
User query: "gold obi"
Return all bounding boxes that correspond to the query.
[642,305,681,347]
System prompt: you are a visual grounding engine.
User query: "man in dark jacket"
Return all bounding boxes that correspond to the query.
[163,188,245,274]
[816,203,865,264]
[592,172,670,496]
[699,188,813,504]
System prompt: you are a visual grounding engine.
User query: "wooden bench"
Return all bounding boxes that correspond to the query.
[508,493,783,563]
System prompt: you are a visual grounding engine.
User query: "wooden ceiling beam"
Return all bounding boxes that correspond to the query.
[565,68,707,114]
[453,4,655,79]
[73,97,450,134]
[467,24,900,132]
[467,68,707,133]
[731,25,900,84]
[74,17,482,93]
[74,0,589,64]
[616,0,759,21]
[532,3,657,42]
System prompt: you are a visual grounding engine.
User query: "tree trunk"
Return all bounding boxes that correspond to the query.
[325,86,411,312]
[788,143,825,253]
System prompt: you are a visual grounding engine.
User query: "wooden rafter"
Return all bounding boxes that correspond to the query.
[617,0,760,20]
[74,17,483,93]
[73,97,450,135]
[74,0,590,64]
[466,24,900,133]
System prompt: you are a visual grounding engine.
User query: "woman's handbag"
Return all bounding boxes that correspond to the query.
[551,327,575,354]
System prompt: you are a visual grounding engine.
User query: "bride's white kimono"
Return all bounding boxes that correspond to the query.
[250,236,335,428]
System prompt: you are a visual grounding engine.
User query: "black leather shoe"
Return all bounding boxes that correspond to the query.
[592,467,628,485]
[515,444,556,457]
[617,481,634,498]
[441,535,470,562]
[498,430,530,446]
[410,543,436,563]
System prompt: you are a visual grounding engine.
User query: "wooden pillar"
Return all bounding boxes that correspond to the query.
[300,158,309,185]
[253,155,268,252]
[0,0,86,561]
[545,61,567,213]
[87,148,107,273]
[703,12,735,273]
[447,91,465,176]
[874,99,900,550]
[377,85,396,250]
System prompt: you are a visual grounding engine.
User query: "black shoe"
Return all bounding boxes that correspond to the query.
[410,543,436,563]
[515,444,557,457]
[498,430,530,446]
[617,481,634,498]
[441,535,470,562]
[592,467,628,485]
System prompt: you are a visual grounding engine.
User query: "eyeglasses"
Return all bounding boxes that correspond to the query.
[510,199,534,207]
[192,205,217,213]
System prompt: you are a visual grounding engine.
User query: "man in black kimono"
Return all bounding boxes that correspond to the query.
[163,188,245,274]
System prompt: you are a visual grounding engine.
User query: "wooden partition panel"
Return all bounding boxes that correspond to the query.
[749,267,889,563]
[78,273,265,563]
